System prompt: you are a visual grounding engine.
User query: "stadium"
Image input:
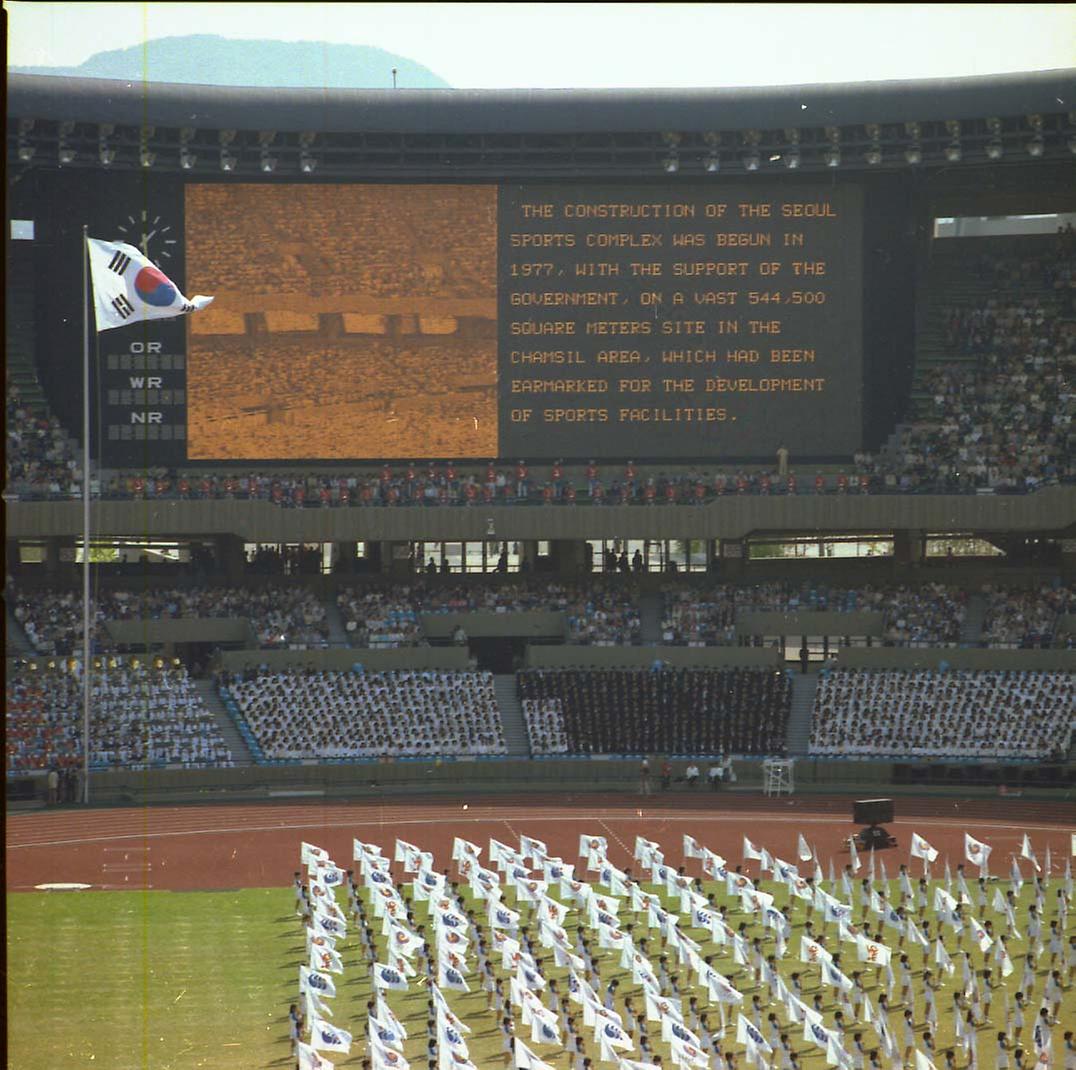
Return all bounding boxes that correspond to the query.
[5,41,1076,1070]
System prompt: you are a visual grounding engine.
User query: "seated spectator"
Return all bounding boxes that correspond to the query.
[980,583,1073,648]
[224,669,507,760]
[809,668,1073,758]
[6,659,232,772]
[516,668,790,756]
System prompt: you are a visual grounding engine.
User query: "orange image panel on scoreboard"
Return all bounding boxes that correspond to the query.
[184,183,498,459]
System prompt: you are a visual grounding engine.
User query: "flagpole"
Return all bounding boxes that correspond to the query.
[82,224,91,806]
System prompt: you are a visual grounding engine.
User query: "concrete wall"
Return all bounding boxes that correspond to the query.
[525,646,782,669]
[736,611,885,637]
[834,647,1076,671]
[421,611,566,639]
[105,618,253,646]
[217,646,473,672]
[9,485,1075,542]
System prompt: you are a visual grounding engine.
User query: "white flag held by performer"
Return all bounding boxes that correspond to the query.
[86,237,213,331]
[964,834,992,870]
[910,834,939,864]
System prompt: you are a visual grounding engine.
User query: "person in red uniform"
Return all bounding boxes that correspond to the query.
[625,459,637,491]
[586,460,599,496]
[786,473,797,495]
[178,476,191,499]
[814,474,825,495]
[760,474,772,495]
[516,460,528,499]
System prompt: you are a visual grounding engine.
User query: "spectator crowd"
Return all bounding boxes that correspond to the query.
[517,668,790,756]
[223,669,507,760]
[809,668,1074,759]
[6,660,232,772]
[659,582,967,648]
[10,584,330,654]
[980,583,1073,648]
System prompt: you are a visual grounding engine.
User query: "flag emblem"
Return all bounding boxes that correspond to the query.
[133,264,178,306]
[446,968,465,985]
[380,968,402,984]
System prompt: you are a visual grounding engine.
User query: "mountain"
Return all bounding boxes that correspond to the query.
[10,35,451,89]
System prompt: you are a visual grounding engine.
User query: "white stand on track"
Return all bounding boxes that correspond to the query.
[763,758,795,797]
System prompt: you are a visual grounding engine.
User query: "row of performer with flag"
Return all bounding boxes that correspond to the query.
[286,827,1074,1070]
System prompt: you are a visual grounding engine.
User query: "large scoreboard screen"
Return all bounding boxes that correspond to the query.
[180,182,862,461]
[26,171,873,465]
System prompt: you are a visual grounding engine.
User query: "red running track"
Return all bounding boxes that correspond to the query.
[6,793,1074,892]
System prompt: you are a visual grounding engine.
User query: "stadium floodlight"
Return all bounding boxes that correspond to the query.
[943,120,961,163]
[98,123,115,166]
[703,131,721,173]
[58,120,76,165]
[661,131,681,173]
[741,129,762,172]
[823,125,841,168]
[179,127,197,170]
[299,130,318,173]
[220,151,238,172]
[261,151,278,173]
[138,125,156,168]
[1026,114,1045,157]
[864,124,882,166]
[985,117,1004,160]
[17,119,35,162]
[783,129,801,169]
[904,122,922,165]
[1068,133,1076,156]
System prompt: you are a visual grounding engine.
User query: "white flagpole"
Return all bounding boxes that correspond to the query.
[82,224,91,806]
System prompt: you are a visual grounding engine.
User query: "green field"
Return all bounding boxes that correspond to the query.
[7,871,1073,1070]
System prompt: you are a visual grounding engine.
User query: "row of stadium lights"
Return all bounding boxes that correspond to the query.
[16,116,1075,172]
[662,117,1070,172]
[17,123,319,173]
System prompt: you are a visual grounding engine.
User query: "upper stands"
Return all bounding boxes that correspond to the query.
[660,582,967,647]
[980,583,1073,648]
[10,584,330,654]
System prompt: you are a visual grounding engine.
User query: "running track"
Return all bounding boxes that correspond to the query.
[6,793,1074,892]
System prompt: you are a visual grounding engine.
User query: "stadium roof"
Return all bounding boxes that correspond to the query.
[9,69,1076,177]
[8,69,1076,133]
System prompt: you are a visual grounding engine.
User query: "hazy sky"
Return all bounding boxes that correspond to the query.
[6,2,1076,89]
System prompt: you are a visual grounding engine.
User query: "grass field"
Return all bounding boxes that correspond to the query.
[7,866,1074,1070]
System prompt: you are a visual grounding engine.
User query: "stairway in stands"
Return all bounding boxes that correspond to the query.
[323,595,351,647]
[493,674,530,757]
[959,592,989,647]
[638,591,664,644]
[5,605,34,656]
[193,679,254,765]
[784,670,819,756]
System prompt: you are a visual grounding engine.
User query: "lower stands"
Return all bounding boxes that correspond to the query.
[809,668,1074,759]
[516,667,790,756]
[222,668,507,760]
[6,660,233,773]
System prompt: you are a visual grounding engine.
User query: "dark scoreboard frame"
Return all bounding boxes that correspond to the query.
[23,170,917,469]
